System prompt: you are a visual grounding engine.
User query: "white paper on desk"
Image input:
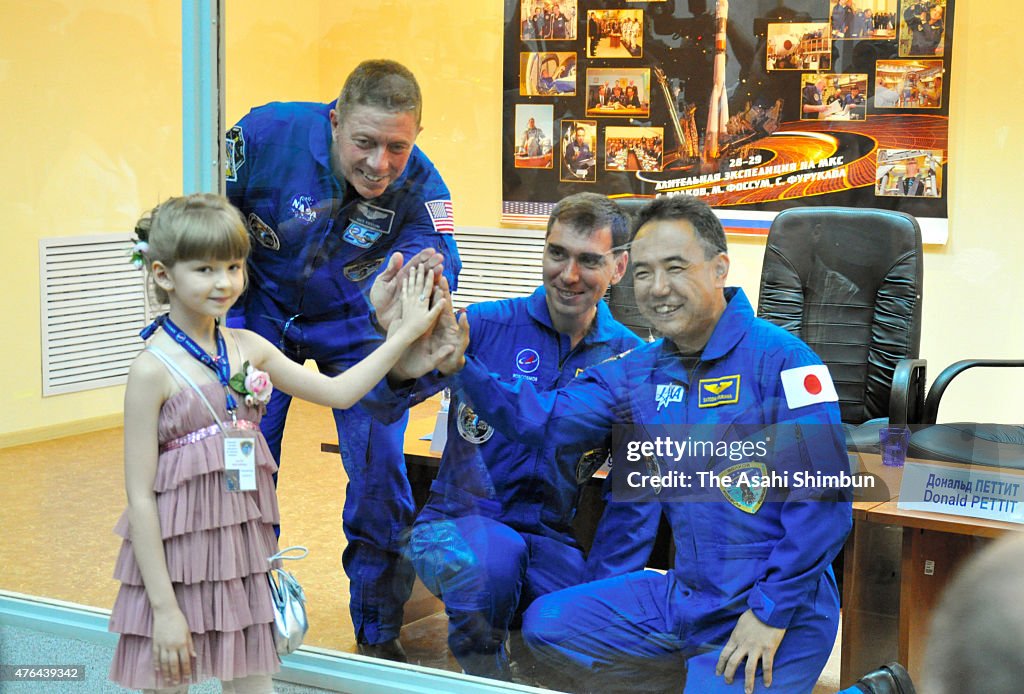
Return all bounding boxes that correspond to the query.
[429,392,450,453]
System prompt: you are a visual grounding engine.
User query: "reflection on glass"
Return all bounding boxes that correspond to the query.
[5,3,1016,694]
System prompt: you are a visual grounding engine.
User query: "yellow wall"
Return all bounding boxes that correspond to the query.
[225,1,505,228]
[1,0,1020,443]
[224,3,322,122]
[0,1,183,442]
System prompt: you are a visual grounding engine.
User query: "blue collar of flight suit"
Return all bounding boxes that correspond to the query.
[525,285,624,347]
[306,101,420,204]
[693,286,755,363]
[648,287,754,385]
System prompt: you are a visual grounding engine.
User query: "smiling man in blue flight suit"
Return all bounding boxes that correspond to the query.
[368,193,654,683]
[224,59,460,661]
[442,195,853,693]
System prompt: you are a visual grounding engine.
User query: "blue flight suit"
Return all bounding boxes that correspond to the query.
[454,288,852,692]
[832,2,852,37]
[367,287,650,679]
[802,83,823,118]
[225,100,461,644]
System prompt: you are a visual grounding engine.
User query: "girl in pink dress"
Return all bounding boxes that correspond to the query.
[109,194,450,693]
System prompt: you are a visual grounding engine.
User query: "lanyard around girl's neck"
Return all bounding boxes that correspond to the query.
[140,313,238,413]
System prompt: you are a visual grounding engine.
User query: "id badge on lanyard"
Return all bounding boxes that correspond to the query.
[223,426,258,492]
[144,315,254,491]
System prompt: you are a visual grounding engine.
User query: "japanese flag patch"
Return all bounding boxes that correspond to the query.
[780,365,838,410]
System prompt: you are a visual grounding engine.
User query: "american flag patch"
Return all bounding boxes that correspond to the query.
[425,199,455,234]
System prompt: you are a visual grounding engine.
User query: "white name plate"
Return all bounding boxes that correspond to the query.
[897,460,1024,524]
[429,392,450,454]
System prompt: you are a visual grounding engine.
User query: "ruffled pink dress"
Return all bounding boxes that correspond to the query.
[109,382,281,690]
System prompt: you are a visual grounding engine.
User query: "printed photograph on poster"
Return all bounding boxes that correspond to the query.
[876,148,943,197]
[585,68,650,118]
[586,9,644,59]
[605,126,664,172]
[520,0,578,41]
[514,104,554,169]
[800,73,867,121]
[520,52,577,96]
[766,22,831,71]
[830,0,898,40]
[501,0,955,242]
[899,0,945,56]
[560,120,598,182]
[875,59,943,107]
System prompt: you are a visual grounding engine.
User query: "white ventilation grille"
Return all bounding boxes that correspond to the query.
[38,227,543,394]
[451,226,545,308]
[40,233,150,396]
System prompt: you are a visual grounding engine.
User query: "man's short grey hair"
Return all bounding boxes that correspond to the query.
[335,59,422,126]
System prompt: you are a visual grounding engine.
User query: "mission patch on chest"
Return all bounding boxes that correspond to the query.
[698,374,741,408]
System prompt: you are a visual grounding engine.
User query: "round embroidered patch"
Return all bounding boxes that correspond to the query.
[456,402,494,445]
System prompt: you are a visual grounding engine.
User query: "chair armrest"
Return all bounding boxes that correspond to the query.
[889,358,927,427]
[923,359,1024,424]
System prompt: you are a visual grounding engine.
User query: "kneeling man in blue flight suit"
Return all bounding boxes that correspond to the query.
[368,193,654,682]
[441,195,853,693]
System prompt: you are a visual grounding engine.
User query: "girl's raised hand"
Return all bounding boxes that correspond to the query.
[390,263,447,344]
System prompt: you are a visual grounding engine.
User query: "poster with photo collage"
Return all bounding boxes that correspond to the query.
[502,0,954,243]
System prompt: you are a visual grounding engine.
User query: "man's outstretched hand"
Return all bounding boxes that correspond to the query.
[388,276,469,382]
[370,248,445,331]
[436,304,469,376]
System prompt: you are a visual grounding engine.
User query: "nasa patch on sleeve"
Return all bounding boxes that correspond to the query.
[225,125,245,182]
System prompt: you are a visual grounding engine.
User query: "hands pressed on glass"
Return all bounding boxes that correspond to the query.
[370,247,446,331]
[371,254,468,381]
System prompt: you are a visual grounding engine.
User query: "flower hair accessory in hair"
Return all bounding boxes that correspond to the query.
[129,240,150,269]
[229,361,274,408]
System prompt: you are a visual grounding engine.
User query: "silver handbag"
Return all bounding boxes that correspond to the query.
[267,546,309,656]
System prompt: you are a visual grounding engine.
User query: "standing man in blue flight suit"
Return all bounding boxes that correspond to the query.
[368,193,654,683]
[224,59,461,661]
[441,195,853,693]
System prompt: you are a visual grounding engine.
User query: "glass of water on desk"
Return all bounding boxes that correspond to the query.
[880,426,911,467]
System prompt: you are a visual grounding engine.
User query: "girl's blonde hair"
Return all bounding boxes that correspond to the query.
[134,193,250,302]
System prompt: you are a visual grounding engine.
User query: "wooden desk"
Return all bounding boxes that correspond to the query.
[322,394,441,460]
[840,455,1024,687]
[321,395,442,509]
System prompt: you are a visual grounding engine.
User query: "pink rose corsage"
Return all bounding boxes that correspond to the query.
[229,361,274,409]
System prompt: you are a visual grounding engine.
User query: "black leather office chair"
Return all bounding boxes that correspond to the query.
[606,198,653,339]
[757,207,927,452]
[906,360,1024,467]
